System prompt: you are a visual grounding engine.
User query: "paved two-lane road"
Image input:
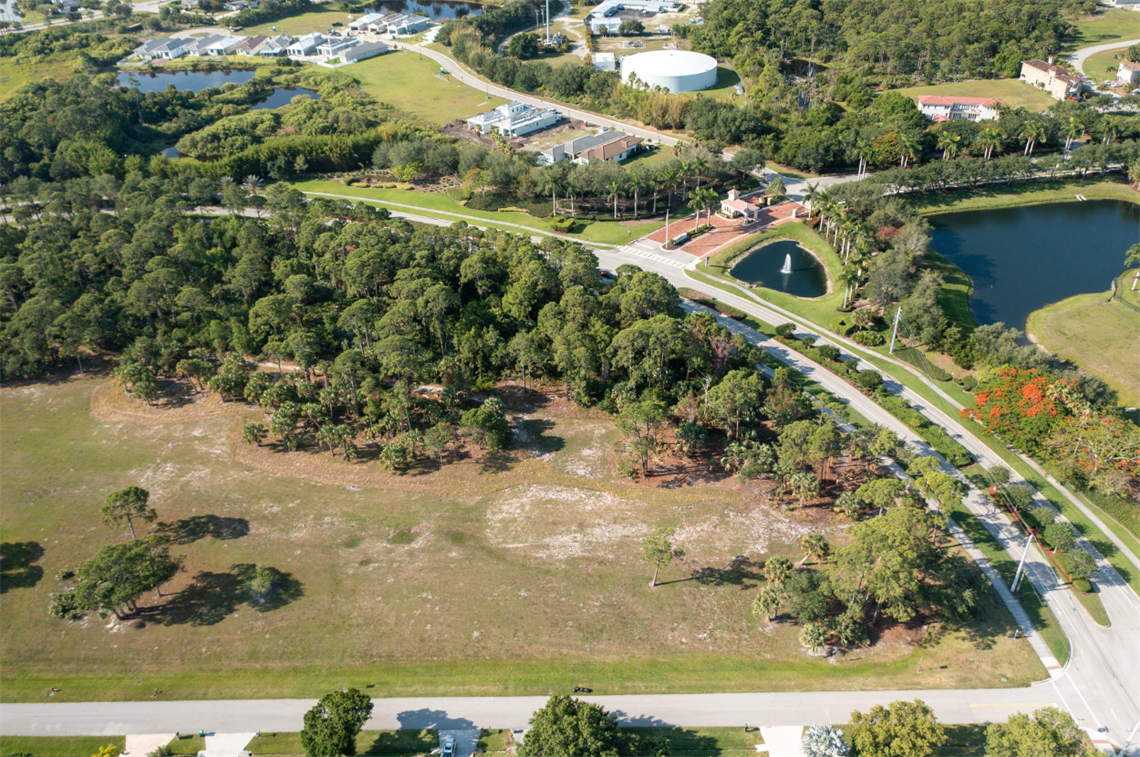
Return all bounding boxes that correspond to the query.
[1,689,1064,736]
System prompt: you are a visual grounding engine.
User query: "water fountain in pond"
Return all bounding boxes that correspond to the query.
[779,253,793,274]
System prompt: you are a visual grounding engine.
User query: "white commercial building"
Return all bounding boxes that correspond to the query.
[592,52,616,71]
[541,128,642,164]
[342,40,389,63]
[349,11,385,30]
[620,50,718,93]
[466,100,561,137]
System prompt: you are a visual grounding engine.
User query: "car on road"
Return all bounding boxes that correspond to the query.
[441,736,455,757]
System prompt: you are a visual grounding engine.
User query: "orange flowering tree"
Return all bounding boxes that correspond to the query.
[960,368,1072,454]
[962,368,1140,494]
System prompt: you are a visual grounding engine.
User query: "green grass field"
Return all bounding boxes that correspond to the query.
[241,10,353,36]
[907,178,1139,215]
[247,731,437,755]
[1083,46,1131,86]
[699,221,845,327]
[0,371,1044,702]
[889,79,1055,112]
[1028,292,1140,408]
[348,50,509,125]
[0,737,126,757]
[1064,8,1140,53]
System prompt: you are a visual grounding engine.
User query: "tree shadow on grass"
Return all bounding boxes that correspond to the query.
[153,515,250,545]
[154,564,302,625]
[358,729,439,755]
[0,541,45,593]
[687,555,762,589]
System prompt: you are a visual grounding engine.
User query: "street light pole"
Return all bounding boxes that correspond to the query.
[1011,532,1035,593]
[888,306,902,354]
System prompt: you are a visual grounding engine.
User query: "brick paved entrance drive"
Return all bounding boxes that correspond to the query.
[646,200,806,259]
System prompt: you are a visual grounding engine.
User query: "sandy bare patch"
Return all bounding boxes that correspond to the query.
[90,381,244,426]
[483,484,650,561]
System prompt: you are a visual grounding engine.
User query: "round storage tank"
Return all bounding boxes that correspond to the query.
[620,50,718,94]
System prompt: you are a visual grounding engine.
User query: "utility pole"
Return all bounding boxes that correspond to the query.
[1011,533,1035,593]
[545,0,550,42]
[888,306,902,354]
[664,208,669,247]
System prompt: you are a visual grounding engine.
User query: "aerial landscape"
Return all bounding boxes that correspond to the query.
[0,0,1138,755]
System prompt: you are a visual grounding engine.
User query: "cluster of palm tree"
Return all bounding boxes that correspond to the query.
[539,151,726,220]
[803,185,871,309]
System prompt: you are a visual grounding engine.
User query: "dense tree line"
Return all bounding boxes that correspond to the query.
[685,0,1087,83]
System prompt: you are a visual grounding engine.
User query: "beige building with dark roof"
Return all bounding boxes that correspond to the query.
[1020,59,1082,100]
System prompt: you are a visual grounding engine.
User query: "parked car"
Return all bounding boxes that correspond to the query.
[441,736,455,757]
[332,21,342,25]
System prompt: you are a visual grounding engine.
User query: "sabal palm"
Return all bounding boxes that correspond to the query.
[692,156,709,187]
[1100,115,1120,145]
[897,133,920,168]
[1064,116,1081,151]
[607,180,622,219]
[936,132,960,160]
[977,127,1003,161]
[1019,121,1046,156]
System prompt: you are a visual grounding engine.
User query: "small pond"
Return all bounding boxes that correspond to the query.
[730,239,828,298]
[370,0,483,19]
[929,200,1140,330]
[249,86,320,110]
[118,71,319,111]
[118,69,256,93]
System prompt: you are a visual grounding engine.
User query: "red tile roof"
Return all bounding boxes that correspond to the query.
[918,95,1002,107]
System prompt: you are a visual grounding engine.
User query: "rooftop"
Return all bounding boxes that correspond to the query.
[917,95,1002,107]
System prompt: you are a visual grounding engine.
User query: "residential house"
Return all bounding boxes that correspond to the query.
[1020,58,1082,100]
[348,11,385,31]
[592,52,616,71]
[257,34,293,56]
[234,35,269,55]
[917,95,1001,122]
[317,37,360,57]
[222,0,250,10]
[287,32,325,56]
[185,33,226,55]
[204,36,245,56]
[133,36,196,60]
[1118,60,1140,86]
[541,129,641,164]
[466,100,561,137]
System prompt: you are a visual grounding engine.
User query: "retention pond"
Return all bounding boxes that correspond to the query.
[928,200,1139,330]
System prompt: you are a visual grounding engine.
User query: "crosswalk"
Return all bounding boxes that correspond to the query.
[617,240,691,269]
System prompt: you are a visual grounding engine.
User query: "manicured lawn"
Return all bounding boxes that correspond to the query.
[945,488,1069,665]
[167,736,205,755]
[907,178,1139,215]
[246,731,437,755]
[628,726,764,754]
[0,736,126,757]
[1028,292,1140,408]
[702,66,744,101]
[1082,46,1131,86]
[292,179,664,244]
[1064,9,1140,53]
[889,79,1055,113]
[241,10,352,36]
[1,374,1043,702]
[349,50,509,125]
[698,221,845,327]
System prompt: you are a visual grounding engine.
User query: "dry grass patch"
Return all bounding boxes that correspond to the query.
[0,375,1043,700]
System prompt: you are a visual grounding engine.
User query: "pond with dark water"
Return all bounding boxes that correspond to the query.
[730,239,829,298]
[370,0,482,19]
[117,71,319,111]
[928,200,1139,330]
